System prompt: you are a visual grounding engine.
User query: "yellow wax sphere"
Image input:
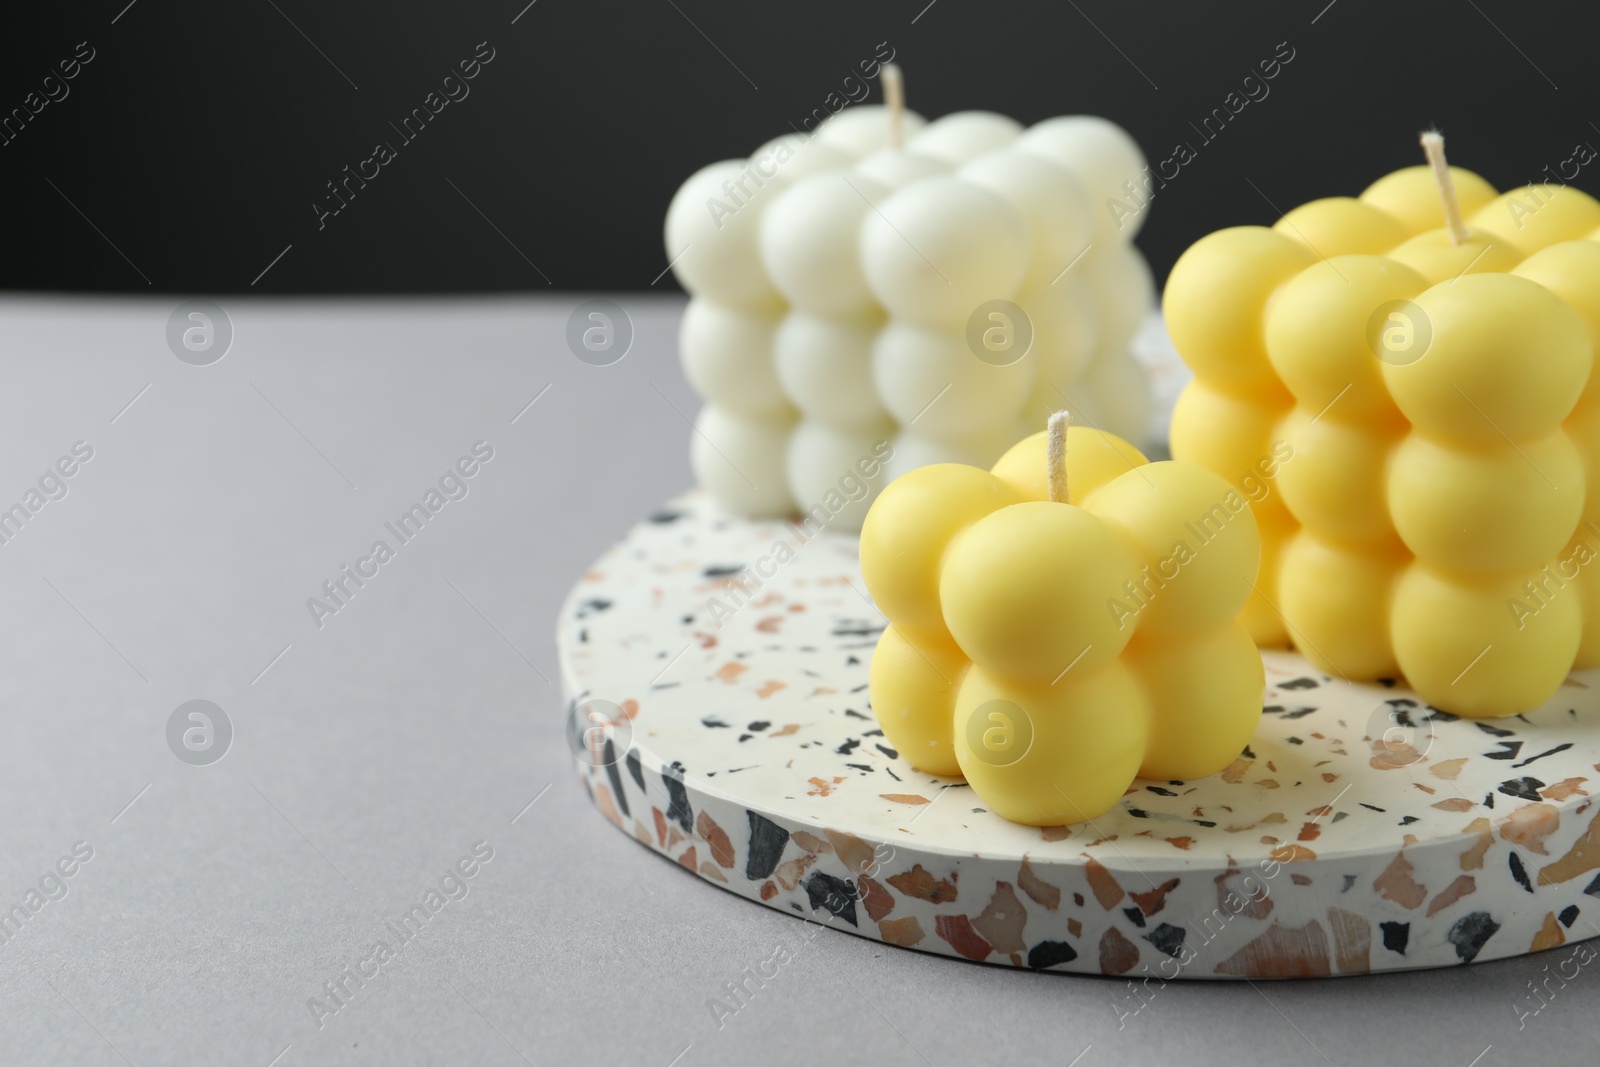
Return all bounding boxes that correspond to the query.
[859,464,1024,646]
[1086,461,1262,636]
[1563,404,1600,525]
[1470,185,1600,255]
[952,663,1147,826]
[1360,164,1498,233]
[1243,508,1293,647]
[940,502,1141,677]
[1278,530,1402,679]
[1387,432,1583,573]
[1264,254,1422,420]
[1273,197,1411,257]
[1382,273,1590,442]
[990,426,1148,504]
[1514,240,1600,363]
[1274,407,1399,545]
[1170,381,1288,487]
[869,626,968,777]
[1567,537,1600,669]
[1386,227,1522,284]
[1127,623,1262,780]
[1392,562,1581,718]
[1164,227,1314,395]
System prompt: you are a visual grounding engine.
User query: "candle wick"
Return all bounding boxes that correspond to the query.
[1047,411,1071,504]
[1420,129,1469,247]
[882,63,904,151]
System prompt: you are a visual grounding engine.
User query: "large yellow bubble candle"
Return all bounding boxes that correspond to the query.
[1167,131,1600,718]
[860,414,1263,825]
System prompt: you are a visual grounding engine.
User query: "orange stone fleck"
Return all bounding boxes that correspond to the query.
[1425,874,1476,917]
[1531,912,1566,952]
[1084,857,1125,910]
[879,916,925,947]
[1373,852,1427,910]
[1217,921,1332,978]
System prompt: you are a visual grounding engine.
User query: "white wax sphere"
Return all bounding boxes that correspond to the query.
[773,312,889,426]
[1083,353,1152,446]
[909,111,1024,165]
[813,106,928,157]
[691,405,796,517]
[884,421,1023,483]
[679,300,789,417]
[665,160,782,308]
[958,150,1093,277]
[872,321,1034,439]
[860,177,1030,329]
[760,173,887,317]
[1015,116,1148,243]
[854,149,948,190]
[1083,242,1155,364]
[751,133,853,184]
[1015,277,1099,393]
[786,419,898,531]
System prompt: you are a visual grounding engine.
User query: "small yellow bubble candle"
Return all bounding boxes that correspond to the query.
[1166,131,1600,718]
[860,414,1263,825]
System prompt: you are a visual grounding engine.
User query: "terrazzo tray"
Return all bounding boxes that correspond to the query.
[558,490,1600,979]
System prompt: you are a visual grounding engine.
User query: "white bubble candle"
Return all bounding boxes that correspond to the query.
[665,67,1154,531]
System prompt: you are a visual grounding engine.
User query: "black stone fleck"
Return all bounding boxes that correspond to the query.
[703,564,744,578]
[876,743,899,759]
[804,872,858,926]
[1485,741,1523,761]
[1145,923,1186,958]
[1560,905,1579,928]
[626,750,645,793]
[1341,875,1357,893]
[1447,912,1500,963]
[1510,852,1533,893]
[748,721,770,732]
[1123,906,1146,928]
[1264,705,1317,720]
[1380,921,1409,955]
[1513,743,1574,769]
[1280,678,1319,690]
[745,812,789,880]
[1499,777,1545,802]
[663,762,693,832]
[1028,940,1079,970]
[836,739,861,756]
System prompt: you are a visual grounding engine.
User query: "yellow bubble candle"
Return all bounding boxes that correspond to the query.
[860,413,1263,825]
[1166,131,1600,718]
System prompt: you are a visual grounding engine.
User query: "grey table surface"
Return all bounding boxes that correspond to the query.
[0,292,1590,1067]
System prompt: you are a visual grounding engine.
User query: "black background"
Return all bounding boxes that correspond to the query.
[4,0,1597,294]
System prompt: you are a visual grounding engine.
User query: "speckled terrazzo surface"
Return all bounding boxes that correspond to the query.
[561,489,1600,978]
